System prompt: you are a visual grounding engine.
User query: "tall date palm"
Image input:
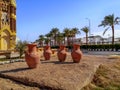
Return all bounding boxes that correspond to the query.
[98,14,120,45]
[50,28,59,46]
[81,26,89,45]
[39,35,45,46]
[71,27,80,44]
[63,28,70,46]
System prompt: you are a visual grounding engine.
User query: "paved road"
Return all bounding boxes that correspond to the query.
[83,51,120,56]
[0,51,120,59]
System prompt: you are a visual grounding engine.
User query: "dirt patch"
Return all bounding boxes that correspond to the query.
[0,54,110,90]
[0,77,40,90]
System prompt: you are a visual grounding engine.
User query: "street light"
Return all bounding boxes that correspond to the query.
[86,18,91,37]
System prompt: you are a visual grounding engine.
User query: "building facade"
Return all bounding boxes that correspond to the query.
[0,0,16,50]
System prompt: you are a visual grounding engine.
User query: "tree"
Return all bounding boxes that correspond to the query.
[71,27,80,44]
[81,26,89,45]
[16,40,28,58]
[56,32,64,45]
[63,28,70,46]
[45,33,53,46]
[45,33,51,46]
[38,35,45,46]
[98,14,120,45]
[50,28,59,46]
[44,38,50,45]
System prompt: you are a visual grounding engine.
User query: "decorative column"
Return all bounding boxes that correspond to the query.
[10,0,16,50]
[10,0,16,32]
[10,35,16,50]
[10,6,16,32]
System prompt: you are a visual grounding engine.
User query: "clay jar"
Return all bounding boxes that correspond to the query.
[71,44,82,63]
[43,46,52,60]
[57,45,67,62]
[25,44,40,69]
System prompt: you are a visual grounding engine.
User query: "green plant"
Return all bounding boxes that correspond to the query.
[15,40,28,58]
[98,14,120,45]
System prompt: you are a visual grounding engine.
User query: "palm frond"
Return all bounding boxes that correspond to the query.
[114,17,120,25]
[103,27,109,35]
[98,21,107,27]
[81,26,89,33]
[99,14,114,27]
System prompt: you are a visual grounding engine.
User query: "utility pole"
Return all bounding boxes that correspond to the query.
[86,18,91,37]
[86,18,91,45]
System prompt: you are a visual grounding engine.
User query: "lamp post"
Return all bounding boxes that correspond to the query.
[86,18,91,45]
[86,18,91,37]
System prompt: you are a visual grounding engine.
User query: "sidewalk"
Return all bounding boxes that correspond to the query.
[0,52,19,59]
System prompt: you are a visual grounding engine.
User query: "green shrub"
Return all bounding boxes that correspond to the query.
[15,40,28,58]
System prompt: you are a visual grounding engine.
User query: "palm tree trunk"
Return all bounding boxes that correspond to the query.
[112,25,114,45]
[86,33,88,45]
[64,37,66,45]
[67,37,69,46]
[42,42,43,47]
[50,37,52,46]
[73,35,76,44]
[54,36,56,46]
[72,36,73,44]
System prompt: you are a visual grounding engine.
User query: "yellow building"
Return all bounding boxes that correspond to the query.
[0,0,16,50]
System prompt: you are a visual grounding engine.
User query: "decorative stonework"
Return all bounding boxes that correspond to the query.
[0,0,16,50]
[10,0,16,7]
[10,13,16,20]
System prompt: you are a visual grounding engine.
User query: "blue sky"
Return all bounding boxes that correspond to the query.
[16,0,120,42]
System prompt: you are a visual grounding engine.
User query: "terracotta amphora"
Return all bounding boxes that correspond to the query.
[43,46,52,60]
[71,44,82,63]
[57,45,67,62]
[25,44,40,69]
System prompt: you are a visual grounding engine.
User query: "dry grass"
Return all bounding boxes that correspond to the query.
[82,59,120,90]
[108,55,120,59]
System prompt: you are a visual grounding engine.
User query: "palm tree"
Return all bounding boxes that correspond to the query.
[63,28,71,46]
[98,14,120,45]
[44,38,50,45]
[50,28,59,46]
[39,35,45,46]
[81,26,89,45]
[60,33,65,45]
[71,27,80,44]
[45,33,52,46]
[56,32,64,45]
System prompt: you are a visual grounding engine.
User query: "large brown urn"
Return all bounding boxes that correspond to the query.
[71,44,82,63]
[43,46,52,60]
[57,45,67,62]
[25,44,40,69]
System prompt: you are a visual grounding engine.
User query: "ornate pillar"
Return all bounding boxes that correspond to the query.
[10,6,16,32]
[10,35,16,49]
[9,0,16,50]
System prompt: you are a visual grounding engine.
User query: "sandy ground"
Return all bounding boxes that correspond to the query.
[0,77,40,90]
[0,52,119,90]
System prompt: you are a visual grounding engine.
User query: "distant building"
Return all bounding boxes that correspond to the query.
[81,35,103,45]
[115,37,120,44]
[81,35,120,45]
[0,0,16,50]
[16,37,20,44]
